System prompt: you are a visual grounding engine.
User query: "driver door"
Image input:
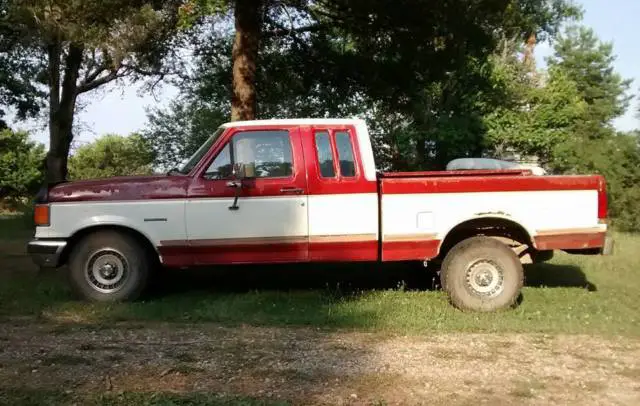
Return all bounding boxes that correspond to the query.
[186,127,309,264]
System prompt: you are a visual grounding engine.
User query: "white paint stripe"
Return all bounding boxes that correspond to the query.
[382,189,601,241]
[308,193,378,238]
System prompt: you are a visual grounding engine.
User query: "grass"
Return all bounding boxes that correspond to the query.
[1,215,640,336]
[0,390,289,406]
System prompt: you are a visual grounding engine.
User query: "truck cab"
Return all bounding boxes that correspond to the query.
[28,118,612,311]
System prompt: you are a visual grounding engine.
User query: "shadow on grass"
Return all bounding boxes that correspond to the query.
[524,262,597,291]
[149,261,441,298]
[0,257,599,332]
[148,260,597,297]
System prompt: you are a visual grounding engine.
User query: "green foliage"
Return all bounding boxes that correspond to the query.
[1,0,184,182]
[67,134,155,180]
[145,0,578,167]
[0,1,46,123]
[483,51,588,163]
[143,100,228,170]
[0,129,45,200]
[543,26,638,230]
[548,26,633,133]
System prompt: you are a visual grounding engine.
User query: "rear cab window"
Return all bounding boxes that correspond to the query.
[335,131,356,177]
[312,128,358,179]
[314,131,336,178]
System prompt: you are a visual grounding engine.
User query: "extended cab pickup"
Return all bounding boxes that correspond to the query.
[28,118,613,311]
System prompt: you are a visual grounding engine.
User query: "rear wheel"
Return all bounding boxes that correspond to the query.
[68,231,150,302]
[441,236,523,312]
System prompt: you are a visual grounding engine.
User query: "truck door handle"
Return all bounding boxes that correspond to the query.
[280,187,304,194]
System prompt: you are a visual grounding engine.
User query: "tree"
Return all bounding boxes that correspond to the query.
[548,26,632,137]
[481,37,588,165]
[0,128,45,201]
[68,134,155,180]
[143,99,228,170]
[545,26,639,230]
[148,1,578,168]
[177,0,579,123]
[0,0,45,128]
[1,0,182,184]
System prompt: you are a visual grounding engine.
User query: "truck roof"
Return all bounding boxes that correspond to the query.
[220,118,366,128]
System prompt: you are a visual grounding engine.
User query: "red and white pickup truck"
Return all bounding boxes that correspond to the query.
[28,118,612,311]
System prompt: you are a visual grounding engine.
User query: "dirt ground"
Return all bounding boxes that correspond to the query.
[0,320,639,405]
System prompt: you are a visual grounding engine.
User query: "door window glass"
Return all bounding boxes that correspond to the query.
[233,130,293,178]
[203,130,293,179]
[204,143,232,179]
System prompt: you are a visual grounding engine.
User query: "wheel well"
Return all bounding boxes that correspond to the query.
[59,225,160,267]
[439,218,534,262]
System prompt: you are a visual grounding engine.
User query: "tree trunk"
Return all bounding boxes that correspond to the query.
[231,0,262,121]
[523,32,537,71]
[46,43,84,184]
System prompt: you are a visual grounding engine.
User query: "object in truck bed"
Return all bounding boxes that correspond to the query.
[446,158,546,175]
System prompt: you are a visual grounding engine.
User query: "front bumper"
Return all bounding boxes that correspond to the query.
[27,240,67,268]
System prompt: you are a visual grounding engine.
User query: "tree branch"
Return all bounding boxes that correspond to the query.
[76,69,120,94]
[81,64,109,87]
[82,49,98,82]
[263,23,322,39]
[47,38,61,117]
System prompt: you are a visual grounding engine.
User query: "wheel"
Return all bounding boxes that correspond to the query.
[68,231,150,302]
[440,236,523,312]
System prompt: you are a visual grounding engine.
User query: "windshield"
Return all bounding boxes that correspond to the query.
[176,127,225,174]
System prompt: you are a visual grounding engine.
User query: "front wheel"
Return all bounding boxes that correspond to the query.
[68,231,150,302]
[440,236,523,312]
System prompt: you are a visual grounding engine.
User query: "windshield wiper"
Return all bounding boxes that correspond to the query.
[166,167,182,176]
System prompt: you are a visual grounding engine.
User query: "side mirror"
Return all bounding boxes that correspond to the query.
[227,163,254,211]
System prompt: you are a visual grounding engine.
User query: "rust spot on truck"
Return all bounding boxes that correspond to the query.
[48,175,190,202]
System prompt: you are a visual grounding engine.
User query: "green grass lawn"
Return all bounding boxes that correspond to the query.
[1,214,639,336]
[0,390,288,406]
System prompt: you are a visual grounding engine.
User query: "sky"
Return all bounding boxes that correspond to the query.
[17,0,640,147]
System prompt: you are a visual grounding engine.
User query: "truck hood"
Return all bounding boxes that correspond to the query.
[48,175,190,203]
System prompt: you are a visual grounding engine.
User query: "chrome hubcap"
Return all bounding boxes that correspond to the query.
[85,250,128,293]
[465,259,504,297]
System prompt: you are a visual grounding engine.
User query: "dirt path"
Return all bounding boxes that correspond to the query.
[0,321,638,405]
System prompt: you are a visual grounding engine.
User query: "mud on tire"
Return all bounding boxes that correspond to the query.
[68,230,150,302]
[440,236,523,312]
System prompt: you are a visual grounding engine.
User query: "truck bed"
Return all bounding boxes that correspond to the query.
[378,171,607,261]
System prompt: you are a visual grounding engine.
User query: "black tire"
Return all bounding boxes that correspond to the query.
[68,230,150,302]
[440,236,523,312]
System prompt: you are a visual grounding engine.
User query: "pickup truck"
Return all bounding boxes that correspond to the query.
[27,118,613,311]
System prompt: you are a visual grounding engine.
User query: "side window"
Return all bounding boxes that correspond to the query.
[204,143,232,179]
[314,131,335,178]
[335,131,356,177]
[233,130,293,178]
